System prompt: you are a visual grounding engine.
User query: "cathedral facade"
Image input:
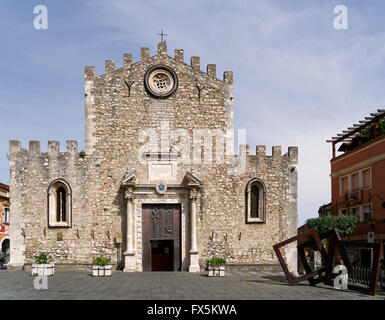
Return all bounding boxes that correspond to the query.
[9,42,298,272]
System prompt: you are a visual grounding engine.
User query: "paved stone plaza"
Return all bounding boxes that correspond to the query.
[0,270,383,300]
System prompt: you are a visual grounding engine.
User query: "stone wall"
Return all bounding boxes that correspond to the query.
[198,146,298,267]
[9,140,125,266]
[9,42,297,271]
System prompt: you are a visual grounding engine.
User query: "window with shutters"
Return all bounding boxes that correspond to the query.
[351,173,359,192]
[339,167,372,196]
[341,177,349,194]
[3,208,10,224]
[340,204,372,222]
[362,204,372,221]
[362,169,371,189]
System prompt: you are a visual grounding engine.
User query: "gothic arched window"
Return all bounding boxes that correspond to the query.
[48,179,72,227]
[56,187,67,223]
[245,178,266,223]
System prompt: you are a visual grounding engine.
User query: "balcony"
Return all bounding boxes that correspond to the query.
[345,221,385,239]
[327,109,385,159]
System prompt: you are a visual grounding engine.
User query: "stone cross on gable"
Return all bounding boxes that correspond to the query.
[157,29,167,43]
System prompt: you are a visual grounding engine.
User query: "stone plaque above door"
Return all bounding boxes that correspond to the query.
[148,161,177,183]
[145,148,179,183]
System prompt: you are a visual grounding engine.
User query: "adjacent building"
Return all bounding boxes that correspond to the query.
[0,183,10,254]
[318,202,332,217]
[327,109,385,266]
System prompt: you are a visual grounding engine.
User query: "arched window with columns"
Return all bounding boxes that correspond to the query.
[245,178,266,223]
[48,179,72,227]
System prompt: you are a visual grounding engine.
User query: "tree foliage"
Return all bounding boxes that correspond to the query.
[306,215,358,237]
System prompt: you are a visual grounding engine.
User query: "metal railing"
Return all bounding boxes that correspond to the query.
[348,265,385,290]
[348,266,371,288]
[305,258,385,290]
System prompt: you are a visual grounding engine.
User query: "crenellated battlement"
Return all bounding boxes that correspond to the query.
[238,144,298,162]
[84,42,233,84]
[9,140,80,157]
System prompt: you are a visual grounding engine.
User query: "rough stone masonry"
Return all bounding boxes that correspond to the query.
[8,42,298,272]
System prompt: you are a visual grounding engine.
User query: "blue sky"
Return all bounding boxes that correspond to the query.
[1,0,385,225]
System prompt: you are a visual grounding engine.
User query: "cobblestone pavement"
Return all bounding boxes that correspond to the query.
[0,270,383,300]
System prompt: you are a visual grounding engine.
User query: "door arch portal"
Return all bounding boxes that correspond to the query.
[142,204,181,271]
[1,238,10,253]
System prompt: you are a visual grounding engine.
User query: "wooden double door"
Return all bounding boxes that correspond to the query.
[142,204,181,271]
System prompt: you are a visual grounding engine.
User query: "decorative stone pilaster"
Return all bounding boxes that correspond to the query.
[189,188,200,272]
[286,147,298,275]
[123,188,136,271]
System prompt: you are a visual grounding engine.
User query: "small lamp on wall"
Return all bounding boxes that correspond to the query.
[115,234,122,244]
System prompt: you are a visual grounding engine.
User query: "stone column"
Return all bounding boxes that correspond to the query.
[189,189,200,272]
[123,189,136,271]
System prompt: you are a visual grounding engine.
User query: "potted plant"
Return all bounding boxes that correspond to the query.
[206,257,226,277]
[92,257,112,277]
[32,252,54,276]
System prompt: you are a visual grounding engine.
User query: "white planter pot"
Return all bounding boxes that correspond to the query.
[31,263,55,276]
[92,265,112,277]
[208,266,225,277]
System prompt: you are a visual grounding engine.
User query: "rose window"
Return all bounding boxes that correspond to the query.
[144,65,178,98]
[153,74,169,91]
